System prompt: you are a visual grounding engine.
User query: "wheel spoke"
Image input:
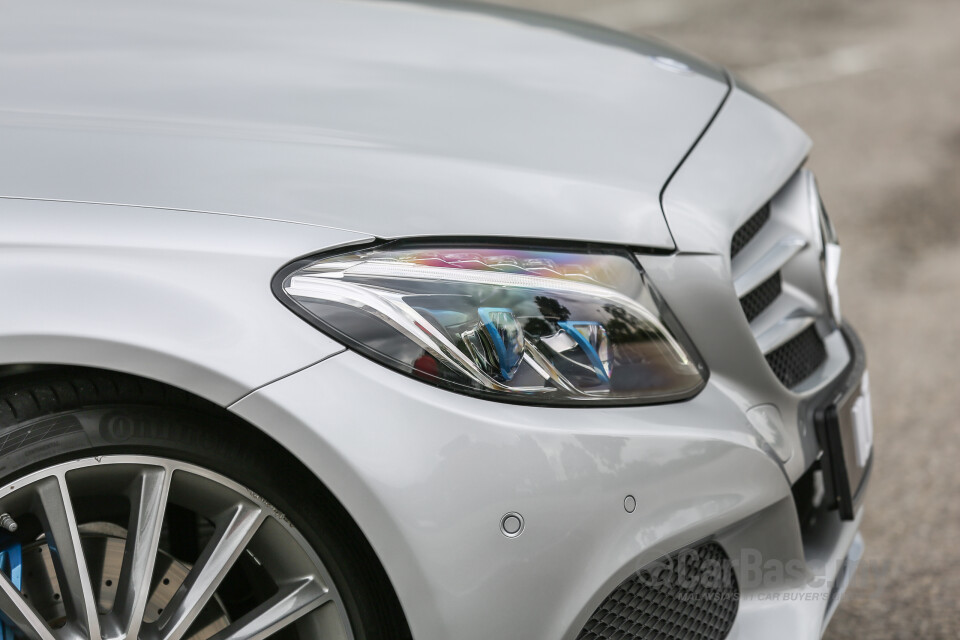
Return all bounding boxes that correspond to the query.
[209,578,330,640]
[152,502,264,640]
[0,573,57,640]
[106,468,171,640]
[34,476,101,640]
[0,457,353,640]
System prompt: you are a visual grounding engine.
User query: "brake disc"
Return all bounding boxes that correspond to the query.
[19,523,230,640]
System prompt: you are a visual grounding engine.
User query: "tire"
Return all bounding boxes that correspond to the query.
[0,369,410,640]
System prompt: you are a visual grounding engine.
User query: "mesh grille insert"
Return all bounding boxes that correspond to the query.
[730,204,770,258]
[577,542,739,640]
[765,324,827,387]
[739,272,782,323]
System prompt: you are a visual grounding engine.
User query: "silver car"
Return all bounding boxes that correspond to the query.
[0,2,873,640]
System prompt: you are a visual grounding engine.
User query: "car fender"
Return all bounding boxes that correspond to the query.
[0,197,367,404]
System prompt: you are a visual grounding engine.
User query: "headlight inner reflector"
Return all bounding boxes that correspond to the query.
[279,244,706,405]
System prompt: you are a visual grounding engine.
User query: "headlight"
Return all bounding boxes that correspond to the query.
[277,243,706,406]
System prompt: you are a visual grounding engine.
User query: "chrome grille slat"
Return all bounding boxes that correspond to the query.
[729,215,795,280]
[755,315,816,354]
[733,235,806,297]
[748,289,817,335]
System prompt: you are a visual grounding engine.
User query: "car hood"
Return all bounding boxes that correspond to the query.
[0,0,729,250]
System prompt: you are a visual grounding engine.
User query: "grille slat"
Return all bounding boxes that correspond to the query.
[764,325,827,387]
[730,204,770,259]
[732,195,828,389]
[577,543,739,640]
[739,272,782,323]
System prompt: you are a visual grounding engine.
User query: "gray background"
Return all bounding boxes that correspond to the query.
[481,1,959,637]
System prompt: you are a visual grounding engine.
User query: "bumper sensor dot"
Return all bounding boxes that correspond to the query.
[500,512,524,538]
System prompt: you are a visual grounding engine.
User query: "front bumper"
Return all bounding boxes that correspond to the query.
[230,326,870,640]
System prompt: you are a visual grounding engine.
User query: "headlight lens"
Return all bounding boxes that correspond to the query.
[278,243,706,405]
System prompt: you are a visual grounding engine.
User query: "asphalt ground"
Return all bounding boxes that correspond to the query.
[483,1,960,637]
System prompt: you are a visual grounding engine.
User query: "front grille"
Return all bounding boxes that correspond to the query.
[729,171,842,390]
[765,325,827,387]
[730,204,770,258]
[739,272,782,322]
[577,543,739,640]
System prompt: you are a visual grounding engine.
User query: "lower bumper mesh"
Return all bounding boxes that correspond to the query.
[577,542,739,640]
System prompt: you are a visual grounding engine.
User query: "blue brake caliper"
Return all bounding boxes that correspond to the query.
[0,536,23,640]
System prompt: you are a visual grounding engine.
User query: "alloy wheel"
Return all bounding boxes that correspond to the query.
[0,456,354,640]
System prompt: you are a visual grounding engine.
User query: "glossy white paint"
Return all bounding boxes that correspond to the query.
[661,83,812,254]
[0,0,730,249]
[0,198,368,404]
[230,350,791,640]
[231,350,864,640]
